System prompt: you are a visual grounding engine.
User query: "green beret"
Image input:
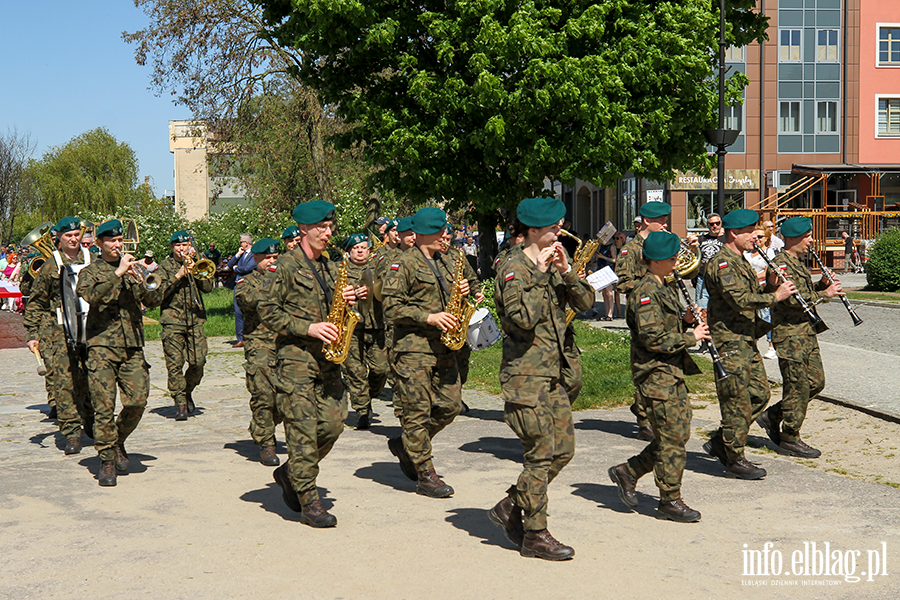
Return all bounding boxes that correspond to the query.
[722,208,759,230]
[780,216,812,238]
[640,202,671,219]
[292,200,335,225]
[397,216,414,232]
[516,197,566,228]
[170,230,191,244]
[55,216,81,234]
[282,225,300,240]
[445,223,454,234]
[384,218,399,233]
[411,207,448,235]
[344,232,369,250]
[251,238,280,255]
[643,231,681,261]
[96,219,123,238]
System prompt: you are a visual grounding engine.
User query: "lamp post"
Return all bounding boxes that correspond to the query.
[703,0,741,216]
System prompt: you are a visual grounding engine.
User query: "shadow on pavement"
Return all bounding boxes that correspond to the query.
[76,452,157,478]
[575,418,641,440]
[26,403,52,417]
[458,408,504,422]
[239,483,334,520]
[570,481,657,517]
[29,431,65,450]
[457,436,522,463]
[445,507,519,553]
[223,439,287,462]
[354,462,416,492]
[148,406,207,420]
[363,423,402,441]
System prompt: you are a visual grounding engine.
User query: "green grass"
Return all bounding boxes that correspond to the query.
[143,287,237,341]
[467,321,718,410]
[845,290,900,304]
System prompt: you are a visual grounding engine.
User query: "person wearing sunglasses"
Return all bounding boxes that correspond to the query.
[695,214,725,311]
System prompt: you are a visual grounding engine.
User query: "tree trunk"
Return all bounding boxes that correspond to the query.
[304,91,332,205]
[477,210,499,280]
[366,190,381,232]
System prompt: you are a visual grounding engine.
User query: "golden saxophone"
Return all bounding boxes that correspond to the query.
[323,251,362,363]
[558,229,601,326]
[441,251,477,350]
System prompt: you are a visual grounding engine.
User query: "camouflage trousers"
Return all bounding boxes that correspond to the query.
[502,375,575,531]
[455,343,472,386]
[561,341,582,405]
[343,328,388,414]
[161,324,208,406]
[770,336,825,443]
[392,351,462,472]
[85,346,150,461]
[43,325,92,439]
[275,357,344,505]
[626,379,692,502]
[244,346,281,447]
[714,339,770,462]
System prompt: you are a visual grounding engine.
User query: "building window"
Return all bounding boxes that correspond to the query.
[878,98,900,136]
[687,192,744,231]
[879,27,900,66]
[724,104,743,132]
[780,29,801,62]
[724,45,745,62]
[817,101,838,133]
[817,30,839,62]
[779,101,801,133]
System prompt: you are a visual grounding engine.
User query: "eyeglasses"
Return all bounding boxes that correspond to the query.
[708,222,722,227]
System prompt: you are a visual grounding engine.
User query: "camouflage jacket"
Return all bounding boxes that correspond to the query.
[76,258,161,348]
[346,260,383,330]
[155,255,214,326]
[704,244,775,343]
[382,247,461,355]
[23,249,91,343]
[374,245,400,280]
[626,274,701,386]
[494,246,594,378]
[765,250,829,343]
[235,269,277,353]
[615,234,646,296]
[257,246,339,362]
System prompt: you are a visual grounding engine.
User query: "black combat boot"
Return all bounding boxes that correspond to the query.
[186,392,196,414]
[388,437,417,481]
[259,445,280,466]
[355,411,370,430]
[520,529,574,561]
[300,500,337,528]
[98,460,117,487]
[489,497,524,546]
[636,426,655,442]
[607,463,638,509]
[656,499,702,523]
[756,409,782,446]
[725,458,767,480]
[272,464,302,512]
[174,404,188,421]
[779,439,821,459]
[416,467,454,498]
[702,431,729,466]
[114,444,130,473]
[64,437,82,455]
[47,405,58,420]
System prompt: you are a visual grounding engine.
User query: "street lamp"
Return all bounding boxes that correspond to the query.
[703,0,741,216]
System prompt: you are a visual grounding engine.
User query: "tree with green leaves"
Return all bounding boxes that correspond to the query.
[255,0,766,274]
[30,127,154,219]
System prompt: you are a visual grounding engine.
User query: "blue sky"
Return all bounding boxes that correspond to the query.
[0,1,191,197]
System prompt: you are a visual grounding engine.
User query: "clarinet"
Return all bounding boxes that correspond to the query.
[753,242,822,326]
[672,273,729,380]
[807,247,863,327]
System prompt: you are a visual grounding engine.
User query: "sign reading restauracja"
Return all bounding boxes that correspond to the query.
[672,169,760,190]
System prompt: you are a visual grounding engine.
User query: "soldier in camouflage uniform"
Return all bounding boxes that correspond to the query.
[608,231,708,523]
[258,201,356,528]
[615,202,674,441]
[490,197,594,561]
[756,217,840,459]
[23,217,94,455]
[235,238,283,466]
[156,231,214,420]
[382,207,470,499]
[22,231,61,419]
[702,209,796,480]
[282,225,301,252]
[342,232,389,429]
[76,219,162,486]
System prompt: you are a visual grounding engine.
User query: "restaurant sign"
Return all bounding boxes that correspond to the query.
[672,169,760,190]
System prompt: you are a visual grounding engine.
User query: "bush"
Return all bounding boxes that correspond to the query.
[865,228,900,291]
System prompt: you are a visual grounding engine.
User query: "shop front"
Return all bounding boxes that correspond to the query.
[669,169,761,236]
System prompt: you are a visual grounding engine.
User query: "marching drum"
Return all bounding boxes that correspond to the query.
[466,307,501,350]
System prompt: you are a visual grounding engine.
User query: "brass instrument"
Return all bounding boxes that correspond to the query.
[122,218,140,254]
[675,238,701,279]
[323,251,361,363]
[181,233,216,308]
[672,273,729,380]
[129,262,160,291]
[441,251,477,350]
[21,222,55,277]
[808,247,863,327]
[753,242,825,328]
[558,229,601,326]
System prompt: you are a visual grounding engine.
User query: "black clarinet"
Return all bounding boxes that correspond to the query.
[753,242,822,326]
[808,247,864,327]
[672,273,729,380]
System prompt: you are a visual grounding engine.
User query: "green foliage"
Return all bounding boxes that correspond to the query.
[144,286,236,341]
[865,228,900,292]
[479,277,500,330]
[30,128,153,219]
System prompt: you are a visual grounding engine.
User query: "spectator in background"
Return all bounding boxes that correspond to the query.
[204,242,222,268]
[81,233,97,253]
[763,219,784,253]
[142,250,158,272]
[841,231,855,273]
[595,233,626,320]
[227,233,255,348]
[744,223,777,360]
[695,213,725,310]
[462,235,478,274]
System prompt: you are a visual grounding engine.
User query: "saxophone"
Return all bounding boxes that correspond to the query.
[323,251,362,364]
[558,229,600,326]
[440,251,477,351]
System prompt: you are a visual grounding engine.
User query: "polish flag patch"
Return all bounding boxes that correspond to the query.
[390,263,400,271]
[620,249,628,256]
[268,265,277,271]
[236,278,244,284]
[779,265,788,270]
[640,297,651,305]
[718,261,728,269]
[505,272,515,281]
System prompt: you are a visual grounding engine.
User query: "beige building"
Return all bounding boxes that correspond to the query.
[168,120,248,221]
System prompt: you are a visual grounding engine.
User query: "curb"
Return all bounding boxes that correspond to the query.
[816,393,900,425]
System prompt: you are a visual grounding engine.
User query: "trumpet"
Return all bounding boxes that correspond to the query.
[128,262,160,291]
[808,247,863,327]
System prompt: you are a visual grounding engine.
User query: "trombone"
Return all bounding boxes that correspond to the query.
[21,222,55,277]
[182,233,216,307]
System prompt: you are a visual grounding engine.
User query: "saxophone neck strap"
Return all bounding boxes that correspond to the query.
[418,247,450,305]
[303,253,333,306]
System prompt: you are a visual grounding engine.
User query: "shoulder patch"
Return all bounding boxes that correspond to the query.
[718,261,728,269]
[268,265,277,271]
[390,263,400,271]
[504,272,515,281]
[620,249,628,256]
[236,278,244,284]
[640,296,651,305]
